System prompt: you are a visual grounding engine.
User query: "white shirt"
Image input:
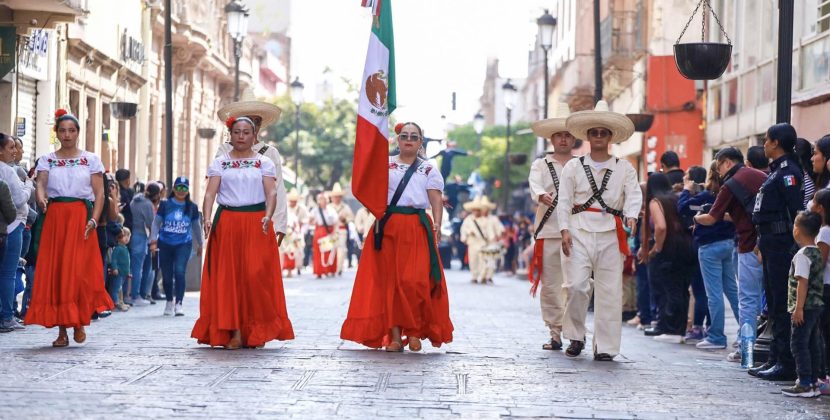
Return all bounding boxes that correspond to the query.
[528,156,570,239]
[815,226,830,285]
[0,161,32,233]
[206,154,277,207]
[387,157,444,209]
[215,142,287,234]
[36,151,104,202]
[792,246,816,280]
[556,154,642,233]
[312,206,339,228]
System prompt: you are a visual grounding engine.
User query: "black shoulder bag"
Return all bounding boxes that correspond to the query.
[374,158,423,250]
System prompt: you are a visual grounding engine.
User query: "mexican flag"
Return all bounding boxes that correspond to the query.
[353,0,395,219]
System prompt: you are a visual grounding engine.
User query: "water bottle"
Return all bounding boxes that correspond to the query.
[740,322,755,369]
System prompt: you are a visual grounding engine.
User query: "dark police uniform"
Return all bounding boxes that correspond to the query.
[753,154,804,373]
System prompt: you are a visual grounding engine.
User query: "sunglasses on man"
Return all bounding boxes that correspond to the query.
[587,128,612,138]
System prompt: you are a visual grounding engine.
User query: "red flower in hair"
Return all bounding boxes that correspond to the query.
[225,116,237,129]
[55,109,69,119]
[394,122,404,135]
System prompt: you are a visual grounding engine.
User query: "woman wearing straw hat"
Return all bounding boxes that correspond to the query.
[527,102,579,351]
[556,100,642,361]
[328,183,354,274]
[25,109,114,347]
[341,122,453,352]
[192,110,294,350]
[215,89,289,246]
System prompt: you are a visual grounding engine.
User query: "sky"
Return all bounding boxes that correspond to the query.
[289,0,549,135]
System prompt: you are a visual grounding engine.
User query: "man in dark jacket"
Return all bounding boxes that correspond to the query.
[661,151,685,187]
[116,169,134,230]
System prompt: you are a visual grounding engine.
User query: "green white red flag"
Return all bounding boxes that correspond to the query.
[353,0,395,218]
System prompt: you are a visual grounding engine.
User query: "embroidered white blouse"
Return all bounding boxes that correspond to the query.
[206,154,277,207]
[36,151,104,201]
[387,157,444,210]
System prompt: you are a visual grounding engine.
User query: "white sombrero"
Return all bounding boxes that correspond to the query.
[565,100,634,144]
[479,195,497,210]
[287,188,300,201]
[463,198,483,212]
[217,88,282,128]
[531,102,572,138]
[329,182,345,197]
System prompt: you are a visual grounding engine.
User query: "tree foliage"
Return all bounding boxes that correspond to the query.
[262,96,358,191]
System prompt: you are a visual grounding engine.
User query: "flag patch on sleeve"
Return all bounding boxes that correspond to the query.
[783,175,797,186]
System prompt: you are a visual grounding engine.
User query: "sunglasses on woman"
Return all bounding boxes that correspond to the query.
[399,133,421,141]
[174,186,189,192]
[588,128,611,138]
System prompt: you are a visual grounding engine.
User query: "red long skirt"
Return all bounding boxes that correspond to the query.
[340,213,453,348]
[191,209,294,347]
[312,225,337,276]
[25,201,113,328]
[282,253,296,270]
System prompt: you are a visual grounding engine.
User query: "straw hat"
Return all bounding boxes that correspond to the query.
[479,195,497,210]
[531,102,572,138]
[565,100,635,144]
[287,188,300,201]
[217,88,282,128]
[329,182,345,197]
[462,198,482,212]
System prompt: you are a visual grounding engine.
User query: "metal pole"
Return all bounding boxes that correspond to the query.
[294,104,300,186]
[164,0,173,189]
[776,0,794,123]
[543,46,550,119]
[593,0,603,103]
[504,108,511,210]
[234,39,241,102]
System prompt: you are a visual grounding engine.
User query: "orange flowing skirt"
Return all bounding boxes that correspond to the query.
[312,225,337,276]
[25,201,113,328]
[340,213,453,348]
[191,209,294,347]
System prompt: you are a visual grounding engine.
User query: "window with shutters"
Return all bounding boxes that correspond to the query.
[820,0,830,33]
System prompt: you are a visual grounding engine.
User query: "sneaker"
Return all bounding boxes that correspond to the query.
[732,339,740,349]
[132,297,151,307]
[626,316,641,327]
[636,323,648,331]
[98,310,112,318]
[782,383,818,398]
[0,319,22,331]
[726,350,741,363]
[653,334,684,344]
[115,303,130,312]
[696,339,727,350]
[684,327,704,344]
[163,301,174,316]
[174,303,184,317]
[145,295,156,305]
[815,379,830,396]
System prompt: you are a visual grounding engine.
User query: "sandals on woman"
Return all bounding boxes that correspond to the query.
[73,327,86,344]
[52,334,69,348]
[384,339,404,352]
[408,337,422,352]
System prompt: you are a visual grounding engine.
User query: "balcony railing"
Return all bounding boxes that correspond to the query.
[600,9,645,68]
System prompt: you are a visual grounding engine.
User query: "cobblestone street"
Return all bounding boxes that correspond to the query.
[1,265,829,419]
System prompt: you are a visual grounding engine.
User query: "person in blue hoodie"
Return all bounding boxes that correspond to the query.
[678,162,739,350]
[150,177,203,317]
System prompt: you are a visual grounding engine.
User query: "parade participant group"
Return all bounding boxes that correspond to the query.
[6,92,830,397]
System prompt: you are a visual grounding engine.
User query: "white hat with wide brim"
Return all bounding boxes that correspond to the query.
[287,188,301,201]
[531,102,572,138]
[463,197,482,212]
[217,88,282,129]
[565,100,635,144]
[329,182,345,197]
[478,195,497,210]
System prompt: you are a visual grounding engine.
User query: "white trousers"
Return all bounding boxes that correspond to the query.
[562,229,623,356]
[539,238,566,338]
[336,228,348,272]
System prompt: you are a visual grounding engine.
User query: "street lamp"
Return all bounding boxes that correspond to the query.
[502,79,517,210]
[290,76,304,186]
[537,9,557,119]
[225,0,249,102]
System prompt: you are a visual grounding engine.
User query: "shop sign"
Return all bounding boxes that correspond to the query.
[0,27,16,79]
[121,30,144,64]
[20,29,49,80]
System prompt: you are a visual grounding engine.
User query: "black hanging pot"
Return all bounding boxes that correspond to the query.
[197,128,217,139]
[508,153,527,165]
[673,0,732,80]
[626,113,655,132]
[111,102,138,120]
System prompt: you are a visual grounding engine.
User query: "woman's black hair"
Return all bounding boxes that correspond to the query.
[814,189,830,225]
[133,181,146,194]
[0,133,12,149]
[645,172,687,252]
[795,138,815,181]
[767,123,798,154]
[814,135,830,189]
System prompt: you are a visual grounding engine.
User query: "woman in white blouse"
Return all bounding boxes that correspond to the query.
[191,114,294,350]
[311,192,339,278]
[24,109,114,347]
[341,122,453,352]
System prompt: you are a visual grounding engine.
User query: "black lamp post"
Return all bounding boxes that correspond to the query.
[290,77,304,186]
[473,111,485,166]
[502,79,517,210]
[593,0,603,103]
[537,9,557,119]
[225,0,249,102]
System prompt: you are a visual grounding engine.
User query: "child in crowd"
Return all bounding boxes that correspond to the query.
[809,190,830,395]
[782,211,825,398]
[108,227,132,312]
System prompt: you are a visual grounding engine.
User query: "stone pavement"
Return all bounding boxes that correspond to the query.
[1,264,829,419]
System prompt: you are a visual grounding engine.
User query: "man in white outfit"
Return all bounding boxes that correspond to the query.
[557,101,642,361]
[528,102,578,351]
[328,183,354,274]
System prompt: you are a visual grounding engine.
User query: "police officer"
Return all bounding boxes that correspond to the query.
[751,123,803,382]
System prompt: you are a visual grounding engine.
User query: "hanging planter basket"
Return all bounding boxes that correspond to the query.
[673,0,732,80]
[111,102,138,120]
[508,153,527,165]
[197,128,217,139]
[626,113,655,132]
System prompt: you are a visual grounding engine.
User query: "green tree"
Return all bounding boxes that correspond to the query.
[262,96,358,190]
